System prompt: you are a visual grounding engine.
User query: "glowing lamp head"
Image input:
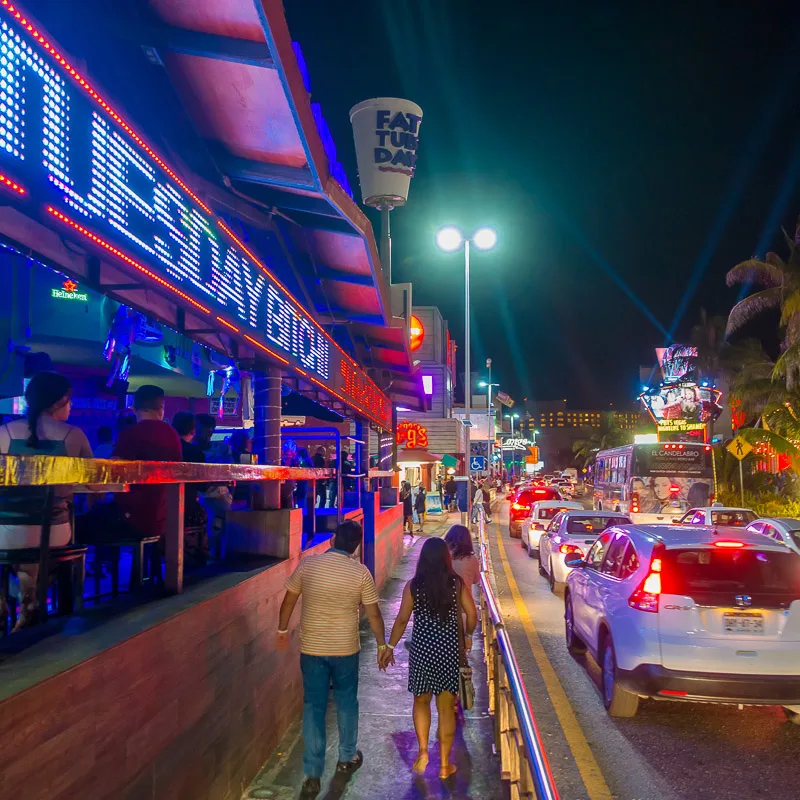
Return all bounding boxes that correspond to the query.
[472,227,497,251]
[478,380,487,387]
[436,226,464,252]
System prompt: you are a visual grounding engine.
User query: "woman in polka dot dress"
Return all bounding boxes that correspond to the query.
[384,538,478,779]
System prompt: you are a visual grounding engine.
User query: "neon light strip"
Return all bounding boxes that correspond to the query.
[308,374,384,428]
[0,172,24,195]
[0,1,212,215]
[47,207,211,315]
[243,334,290,365]
[216,220,385,399]
[216,316,240,333]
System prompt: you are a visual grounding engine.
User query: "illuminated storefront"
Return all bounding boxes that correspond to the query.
[0,1,420,436]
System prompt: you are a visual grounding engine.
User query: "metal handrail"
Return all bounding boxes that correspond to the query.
[476,507,560,800]
[0,454,333,486]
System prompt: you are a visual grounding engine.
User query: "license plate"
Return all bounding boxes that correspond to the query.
[723,612,764,634]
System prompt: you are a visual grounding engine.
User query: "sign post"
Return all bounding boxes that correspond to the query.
[726,436,753,507]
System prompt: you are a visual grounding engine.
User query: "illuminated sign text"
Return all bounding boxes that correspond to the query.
[0,7,395,427]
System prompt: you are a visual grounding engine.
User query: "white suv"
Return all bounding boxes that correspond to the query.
[564,524,800,719]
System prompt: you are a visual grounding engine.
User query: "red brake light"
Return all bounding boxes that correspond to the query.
[630,491,640,514]
[511,502,530,511]
[629,546,664,613]
[704,445,712,452]
[534,489,547,495]
[713,540,745,548]
[560,543,582,555]
[659,690,688,697]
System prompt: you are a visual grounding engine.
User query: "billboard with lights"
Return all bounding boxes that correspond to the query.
[0,4,391,428]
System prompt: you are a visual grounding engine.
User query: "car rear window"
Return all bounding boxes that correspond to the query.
[538,507,567,521]
[565,516,630,535]
[519,488,560,504]
[662,547,800,607]
[710,510,757,526]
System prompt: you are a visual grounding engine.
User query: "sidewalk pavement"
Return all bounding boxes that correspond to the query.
[243,531,504,800]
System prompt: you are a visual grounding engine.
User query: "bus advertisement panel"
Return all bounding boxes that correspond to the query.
[594,443,714,521]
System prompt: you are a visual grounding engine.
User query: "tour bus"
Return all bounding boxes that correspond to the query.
[593,442,714,523]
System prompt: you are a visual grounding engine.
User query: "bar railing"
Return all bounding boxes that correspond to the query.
[475,507,560,800]
[0,455,334,603]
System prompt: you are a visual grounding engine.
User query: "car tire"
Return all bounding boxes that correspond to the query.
[601,635,639,718]
[528,543,536,559]
[548,560,556,593]
[783,708,800,726]
[522,534,528,551]
[538,551,547,576]
[564,595,586,655]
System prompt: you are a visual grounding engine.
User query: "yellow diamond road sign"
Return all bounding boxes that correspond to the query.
[727,436,752,460]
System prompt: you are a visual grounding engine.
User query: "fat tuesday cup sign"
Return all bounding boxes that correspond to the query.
[349,98,423,207]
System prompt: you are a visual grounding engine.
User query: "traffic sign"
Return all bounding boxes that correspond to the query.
[727,437,752,461]
[469,456,487,471]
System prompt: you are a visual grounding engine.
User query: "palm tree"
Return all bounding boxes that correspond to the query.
[726,216,800,388]
[572,412,633,467]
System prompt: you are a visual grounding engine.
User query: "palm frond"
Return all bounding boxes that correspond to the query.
[773,341,800,379]
[725,288,782,335]
[725,258,786,289]
[779,292,800,327]
[735,428,800,465]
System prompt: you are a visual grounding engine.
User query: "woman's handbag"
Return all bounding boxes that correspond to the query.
[455,578,475,711]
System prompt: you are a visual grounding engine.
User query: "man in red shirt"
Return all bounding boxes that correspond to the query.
[114,384,182,538]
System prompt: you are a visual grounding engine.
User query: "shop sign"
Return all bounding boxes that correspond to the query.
[502,437,531,450]
[51,279,88,301]
[349,98,423,207]
[397,421,428,449]
[0,8,391,429]
[657,419,705,433]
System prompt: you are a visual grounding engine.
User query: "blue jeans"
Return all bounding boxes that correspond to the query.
[300,653,360,778]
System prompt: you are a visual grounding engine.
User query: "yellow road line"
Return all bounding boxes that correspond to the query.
[494,521,613,800]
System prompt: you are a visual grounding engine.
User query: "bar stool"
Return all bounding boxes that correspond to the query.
[87,536,161,600]
[0,543,87,634]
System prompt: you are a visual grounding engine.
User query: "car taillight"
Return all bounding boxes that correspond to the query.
[628,546,664,613]
[560,543,582,555]
[511,502,530,512]
[631,491,640,514]
[713,540,745,548]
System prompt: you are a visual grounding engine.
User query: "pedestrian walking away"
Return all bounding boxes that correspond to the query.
[381,538,478,780]
[277,520,389,798]
[414,482,427,533]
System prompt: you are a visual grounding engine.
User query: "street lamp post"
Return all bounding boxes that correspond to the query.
[436,226,497,431]
[504,412,520,477]
[478,369,499,478]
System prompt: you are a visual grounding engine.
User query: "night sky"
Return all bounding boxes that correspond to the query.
[287,0,800,408]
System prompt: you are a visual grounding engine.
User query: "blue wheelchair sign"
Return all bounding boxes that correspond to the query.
[469,456,487,471]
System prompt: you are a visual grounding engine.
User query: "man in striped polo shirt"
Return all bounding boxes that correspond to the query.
[278,520,388,797]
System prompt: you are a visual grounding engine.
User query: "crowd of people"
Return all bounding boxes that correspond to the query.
[0,370,362,633]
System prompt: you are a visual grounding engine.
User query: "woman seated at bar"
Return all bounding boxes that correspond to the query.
[0,371,92,629]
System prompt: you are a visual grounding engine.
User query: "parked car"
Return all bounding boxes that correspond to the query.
[564,525,800,720]
[508,486,564,537]
[746,517,800,556]
[521,500,583,554]
[538,511,631,591]
[675,506,757,527]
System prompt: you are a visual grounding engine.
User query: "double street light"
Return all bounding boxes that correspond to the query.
[436,226,498,428]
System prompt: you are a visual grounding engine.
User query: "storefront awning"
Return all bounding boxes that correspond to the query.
[397,450,440,464]
[143,0,422,411]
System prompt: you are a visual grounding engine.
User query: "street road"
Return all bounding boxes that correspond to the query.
[488,495,800,800]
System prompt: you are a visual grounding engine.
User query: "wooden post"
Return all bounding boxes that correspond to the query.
[165,482,185,594]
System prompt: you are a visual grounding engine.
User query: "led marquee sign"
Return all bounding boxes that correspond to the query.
[0,3,391,428]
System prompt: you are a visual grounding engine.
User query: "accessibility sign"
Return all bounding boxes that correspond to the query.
[469,456,487,471]
[726,437,752,461]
